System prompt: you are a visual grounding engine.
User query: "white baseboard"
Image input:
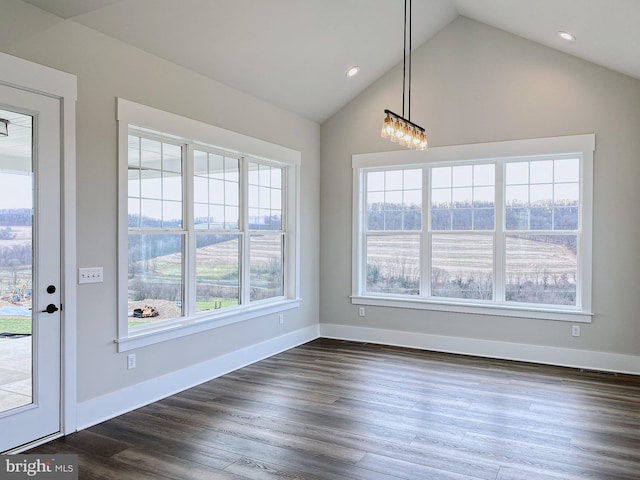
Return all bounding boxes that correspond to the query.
[77,322,638,431]
[320,323,640,375]
[77,324,319,430]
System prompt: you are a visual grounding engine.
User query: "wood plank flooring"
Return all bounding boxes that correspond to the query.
[30,338,640,479]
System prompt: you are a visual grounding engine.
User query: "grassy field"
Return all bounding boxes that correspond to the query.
[196,298,239,311]
[0,317,31,334]
[127,298,240,328]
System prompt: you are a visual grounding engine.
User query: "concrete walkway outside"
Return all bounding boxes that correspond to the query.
[0,337,32,412]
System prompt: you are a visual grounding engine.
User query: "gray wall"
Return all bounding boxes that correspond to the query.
[1,0,320,403]
[321,17,640,357]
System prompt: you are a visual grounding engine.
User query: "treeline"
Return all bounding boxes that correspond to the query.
[0,209,32,226]
[0,244,32,267]
[368,201,578,235]
[128,214,282,231]
[368,267,576,306]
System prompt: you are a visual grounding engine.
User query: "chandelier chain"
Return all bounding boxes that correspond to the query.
[381,0,427,150]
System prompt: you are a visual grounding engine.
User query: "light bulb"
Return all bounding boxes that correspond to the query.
[385,116,396,137]
[381,115,392,138]
[419,132,428,150]
[395,121,404,139]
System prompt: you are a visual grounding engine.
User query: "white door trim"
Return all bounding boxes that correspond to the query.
[0,52,77,439]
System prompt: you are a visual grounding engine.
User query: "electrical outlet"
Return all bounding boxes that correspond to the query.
[79,267,104,284]
[571,325,581,337]
[127,353,136,369]
[359,307,365,317]
[279,313,284,325]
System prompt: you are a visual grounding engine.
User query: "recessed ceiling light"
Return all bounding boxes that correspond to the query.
[346,66,360,78]
[558,31,575,41]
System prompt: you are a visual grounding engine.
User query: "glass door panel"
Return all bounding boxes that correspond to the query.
[0,109,33,414]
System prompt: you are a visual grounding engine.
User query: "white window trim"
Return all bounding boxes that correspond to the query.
[352,134,594,323]
[116,98,301,352]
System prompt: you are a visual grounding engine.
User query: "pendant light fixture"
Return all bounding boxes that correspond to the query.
[381,0,428,150]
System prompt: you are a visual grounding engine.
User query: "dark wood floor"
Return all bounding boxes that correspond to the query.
[30,338,640,479]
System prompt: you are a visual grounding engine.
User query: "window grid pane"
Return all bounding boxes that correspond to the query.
[249,233,284,301]
[431,233,493,300]
[366,234,420,295]
[248,162,283,231]
[366,168,422,232]
[128,134,183,230]
[127,233,184,328]
[196,233,240,312]
[505,234,577,306]
[194,150,240,230]
[430,164,495,231]
[505,159,579,232]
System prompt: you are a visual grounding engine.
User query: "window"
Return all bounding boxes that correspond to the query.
[353,135,594,322]
[430,164,495,301]
[193,150,241,312]
[365,168,422,295]
[117,99,300,351]
[127,135,185,324]
[248,162,285,301]
[503,158,580,306]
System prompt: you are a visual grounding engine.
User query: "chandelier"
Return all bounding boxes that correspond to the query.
[381,0,428,150]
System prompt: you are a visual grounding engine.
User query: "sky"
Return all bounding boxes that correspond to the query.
[0,172,32,210]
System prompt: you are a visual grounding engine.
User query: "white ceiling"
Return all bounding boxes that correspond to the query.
[21,0,640,123]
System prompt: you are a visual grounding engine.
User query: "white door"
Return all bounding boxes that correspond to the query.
[0,84,61,452]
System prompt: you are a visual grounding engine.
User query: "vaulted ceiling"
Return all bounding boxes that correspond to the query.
[21,0,640,123]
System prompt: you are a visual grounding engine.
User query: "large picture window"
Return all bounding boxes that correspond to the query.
[117,99,300,351]
[352,135,594,322]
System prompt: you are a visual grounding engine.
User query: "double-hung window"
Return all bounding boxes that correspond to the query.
[364,168,422,296]
[430,163,495,300]
[353,134,594,322]
[503,157,581,305]
[127,134,185,323]
[117,99,300,351]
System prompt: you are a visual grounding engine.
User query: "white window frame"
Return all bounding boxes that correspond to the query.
[116,99,301,351]
[352,134,594,323]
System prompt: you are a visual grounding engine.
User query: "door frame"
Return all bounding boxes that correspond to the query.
[0,52,77,448]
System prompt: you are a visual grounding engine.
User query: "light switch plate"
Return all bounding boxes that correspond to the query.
[79,267,103,284]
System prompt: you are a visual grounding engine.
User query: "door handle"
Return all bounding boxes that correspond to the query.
[41,304,59,314]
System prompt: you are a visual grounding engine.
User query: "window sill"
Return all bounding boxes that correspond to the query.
[115,298,301,352]
[351,295,593,323]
